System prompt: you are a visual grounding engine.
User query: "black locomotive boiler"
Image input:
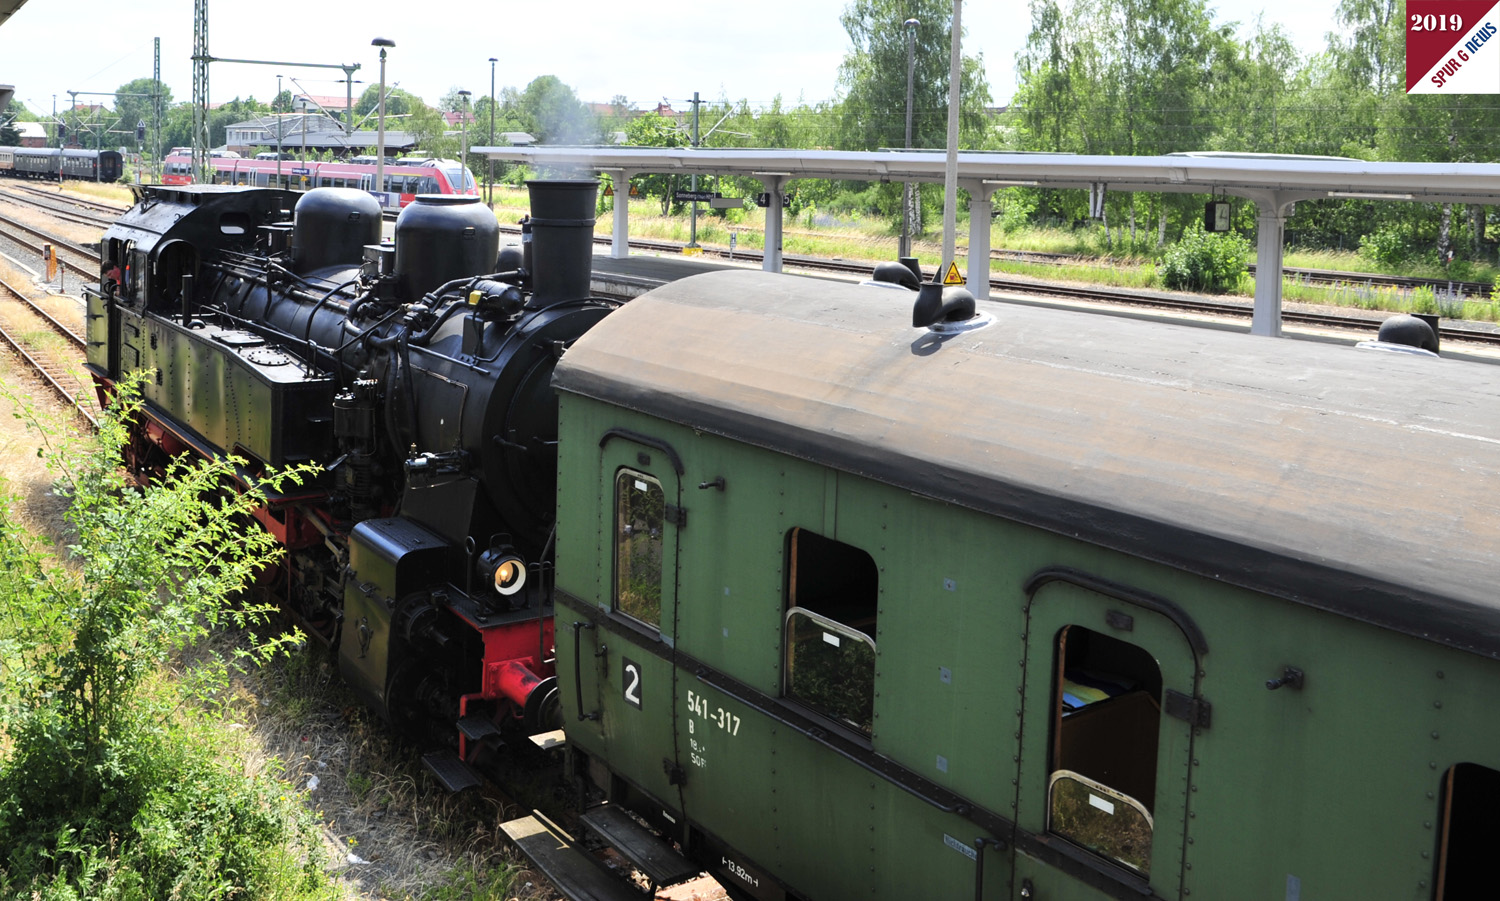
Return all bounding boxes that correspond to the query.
[85,180,615,785]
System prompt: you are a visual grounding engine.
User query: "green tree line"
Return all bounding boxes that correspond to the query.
[9,0,1490,267]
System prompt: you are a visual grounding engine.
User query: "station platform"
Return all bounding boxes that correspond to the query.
[588,250,753,299]
[588,247,869,299]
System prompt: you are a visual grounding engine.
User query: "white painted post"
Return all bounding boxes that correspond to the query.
[963,180,995,299]
[1252,199,1287,337]
[601,168,632,259]
[757,173,789,273]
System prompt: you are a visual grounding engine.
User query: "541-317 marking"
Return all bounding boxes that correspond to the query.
[686,689,740,736]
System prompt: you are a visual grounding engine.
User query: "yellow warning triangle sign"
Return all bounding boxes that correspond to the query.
[603,184,614,196]
[942,261,964,286]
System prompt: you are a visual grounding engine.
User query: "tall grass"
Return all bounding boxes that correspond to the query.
[1281,276,1498,321]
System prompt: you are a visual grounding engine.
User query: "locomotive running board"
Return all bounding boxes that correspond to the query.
[500,810,645,901]
[420,750,482,793]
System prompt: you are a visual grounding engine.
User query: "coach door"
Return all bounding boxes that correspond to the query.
[1013,570,1207,900]
[573,430,684,806]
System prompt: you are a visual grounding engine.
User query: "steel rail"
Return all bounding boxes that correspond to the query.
[0,190,118,230]
[0,214,100,281]
[0,272,86,348]
[2,182,130,215]
[0,209,102,262]
[0,279,98,428]
[568,229,1500,348]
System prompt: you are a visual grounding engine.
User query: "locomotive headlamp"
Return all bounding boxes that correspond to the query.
[478,546,528,597]
[493,557,526,595]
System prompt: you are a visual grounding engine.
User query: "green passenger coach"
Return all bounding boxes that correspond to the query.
[544,268,1500,901]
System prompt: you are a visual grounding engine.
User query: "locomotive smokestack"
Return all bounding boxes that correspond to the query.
[526,179,598,308]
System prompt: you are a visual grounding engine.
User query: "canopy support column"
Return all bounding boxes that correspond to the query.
[962,180,998,299]
[1241,189,1314,338]
[755,172,791,273]
[599,168,633,259]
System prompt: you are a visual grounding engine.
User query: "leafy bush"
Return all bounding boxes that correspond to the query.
[1158,223,1252,293]
[1358,225,1421,267]
[0,378,330,900]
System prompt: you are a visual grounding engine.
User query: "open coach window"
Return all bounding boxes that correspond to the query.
[783,528,878,734]
[613,469,664,629]
[1048,625,1163,876]
[1435,762,1500,898]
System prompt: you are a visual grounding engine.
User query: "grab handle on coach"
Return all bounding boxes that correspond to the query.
[572,621,602,722]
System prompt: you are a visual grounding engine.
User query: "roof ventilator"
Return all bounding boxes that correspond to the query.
[912,280,992,334]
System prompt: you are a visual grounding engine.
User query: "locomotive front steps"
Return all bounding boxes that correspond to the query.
[500,810,651,901]
[420,750,482,792]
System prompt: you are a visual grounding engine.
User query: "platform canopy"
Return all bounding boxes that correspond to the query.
[0,0,27,28]
[473,146,1500,337]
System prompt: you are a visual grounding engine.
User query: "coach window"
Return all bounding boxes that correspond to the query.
[614,469,664,630]
[1048,625,1163,876]
[783,528,878,735]
[1435,762,1500,898]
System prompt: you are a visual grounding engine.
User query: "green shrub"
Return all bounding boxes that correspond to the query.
[1358,226,1420,267]
[0,377,329,900]
[1158,223,1252,293]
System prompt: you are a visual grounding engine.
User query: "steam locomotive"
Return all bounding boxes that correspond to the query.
[85,181,614,784]
[85,179,1500,901]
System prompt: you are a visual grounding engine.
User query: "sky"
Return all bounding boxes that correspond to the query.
[1,0,1339,119]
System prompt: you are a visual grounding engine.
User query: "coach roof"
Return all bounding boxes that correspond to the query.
[556,268,1500,659]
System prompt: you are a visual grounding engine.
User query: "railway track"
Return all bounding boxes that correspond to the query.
[2,182,130,215]
[9,185,1484,302]
[987,245,1496,296]
[8,182,1486,301]
[0,188,120,230]
[585,234,1500,349]
[6,193,1496,357]
[0,272,97,427]
[0,208,102,281]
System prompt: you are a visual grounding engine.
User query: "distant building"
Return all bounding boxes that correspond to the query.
[293,93,354,117]
[16,121,45,147]
[223,113,418,158]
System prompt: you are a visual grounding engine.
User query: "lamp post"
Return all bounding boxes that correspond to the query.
[457,89,471,193]
[300,93,308,174]
[276,74,283,187]
[372,37,395,207]
[488,57,497,207]
[901,17,919,259]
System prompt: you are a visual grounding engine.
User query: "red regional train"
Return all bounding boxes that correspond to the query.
[161,154,478,208]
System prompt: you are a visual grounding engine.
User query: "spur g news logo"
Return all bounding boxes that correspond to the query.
[1408,0,1500,92]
